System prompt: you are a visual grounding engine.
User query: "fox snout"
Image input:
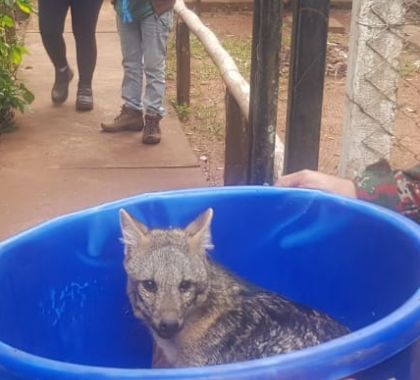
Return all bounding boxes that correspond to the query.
[155,310,183,339]
[157,319,181,339]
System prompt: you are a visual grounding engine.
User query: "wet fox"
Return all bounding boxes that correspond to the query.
[119,208,349,368]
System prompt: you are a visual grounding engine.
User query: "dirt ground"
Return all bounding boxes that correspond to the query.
[166,9,420,186]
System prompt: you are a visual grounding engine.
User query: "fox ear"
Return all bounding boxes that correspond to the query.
[119,209,149,251]
[185,208,214,254]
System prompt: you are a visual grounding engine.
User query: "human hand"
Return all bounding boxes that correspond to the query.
[276,169,357,199]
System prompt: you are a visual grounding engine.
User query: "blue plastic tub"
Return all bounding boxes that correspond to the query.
[0,187,419,380]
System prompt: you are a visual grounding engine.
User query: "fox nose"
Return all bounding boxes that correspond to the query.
[158,320,180,339]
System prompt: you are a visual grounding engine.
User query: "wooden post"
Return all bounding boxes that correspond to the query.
[283,0,330,174]
[176,19,191,106]
[224,90,250,185]
[248,0,282,185]
[339,0,404,177]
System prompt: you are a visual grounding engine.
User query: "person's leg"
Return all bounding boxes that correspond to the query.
[38,0,74,104]
[70,0,103,88]
[118,18,144,112]
[70,0,103,111]
[101,17,144,131]
[141,10,173,144]
[141,11,173,117]
[38,0,69,70]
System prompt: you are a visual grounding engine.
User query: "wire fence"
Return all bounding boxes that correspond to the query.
[169,2,418,182]
[347,0,420,171]
[393,0,420,167]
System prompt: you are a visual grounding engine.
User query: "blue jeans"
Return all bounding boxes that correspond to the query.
[117,10,173,116]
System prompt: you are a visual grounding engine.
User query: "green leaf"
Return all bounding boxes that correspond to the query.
[0,44,8,58]
[1,15,14,28]
[11,46,23,65]
[18,45,28,55]
[16,0,32,14]
[21,87,34,104]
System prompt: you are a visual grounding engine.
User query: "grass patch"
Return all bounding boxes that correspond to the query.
[400,53,420,77]
[195,103,225,138]
[166,30,252,139]
[222,37,252,79]
[172,100,191,121]
[190,35,220,81]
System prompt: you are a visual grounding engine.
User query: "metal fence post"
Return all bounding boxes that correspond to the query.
[248,0,283,185]
[283,0,331,174]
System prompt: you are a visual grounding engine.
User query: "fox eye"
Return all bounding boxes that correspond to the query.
[141,280,157,293]
[179,280,192,293]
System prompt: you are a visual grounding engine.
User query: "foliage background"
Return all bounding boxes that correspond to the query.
[0,0,34,133]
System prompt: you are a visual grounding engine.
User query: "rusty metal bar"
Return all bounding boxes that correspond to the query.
[284,0,330,174]
[248,0,283,185]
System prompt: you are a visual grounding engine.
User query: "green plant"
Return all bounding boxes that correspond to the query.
[0,0,34,132]
[172,100,191,121]
[0,66,33,127]
[195,103,224,137]
[222,37,252,79]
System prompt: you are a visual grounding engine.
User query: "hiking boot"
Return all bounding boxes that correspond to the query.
[142,114,162,144]
[101,106,144,132]
[76,86,94,111]
[52,66,74,104]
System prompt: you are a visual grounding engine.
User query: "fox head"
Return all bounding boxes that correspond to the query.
[119,208,214,340]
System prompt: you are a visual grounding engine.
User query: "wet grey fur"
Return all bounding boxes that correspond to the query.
[119,208,349,368]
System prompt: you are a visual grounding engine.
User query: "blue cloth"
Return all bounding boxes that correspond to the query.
[115,0,154,23]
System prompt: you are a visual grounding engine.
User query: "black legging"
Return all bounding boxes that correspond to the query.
[38,0,103,88]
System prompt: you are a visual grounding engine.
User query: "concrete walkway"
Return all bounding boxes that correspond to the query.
[0,2,206,240]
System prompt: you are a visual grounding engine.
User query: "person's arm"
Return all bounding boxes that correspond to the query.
[354,160,420,222]
[276,160,420,223]
[276,170,357,198]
